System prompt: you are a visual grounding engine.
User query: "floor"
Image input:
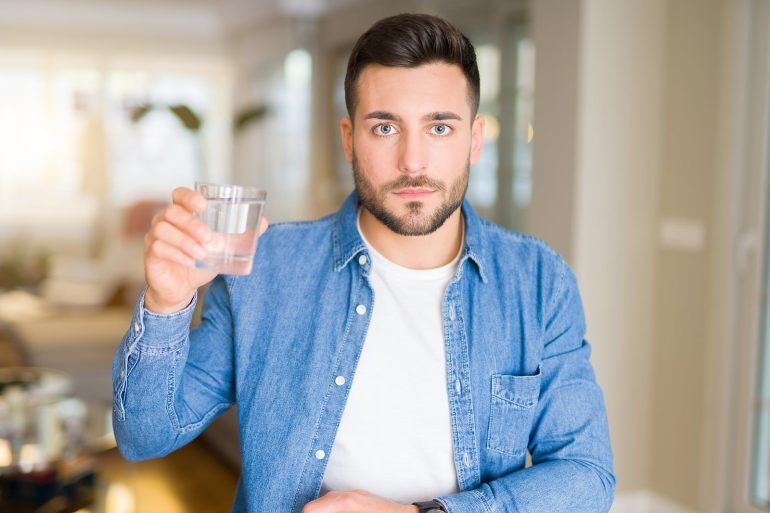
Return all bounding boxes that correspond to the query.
[91,439,239,513]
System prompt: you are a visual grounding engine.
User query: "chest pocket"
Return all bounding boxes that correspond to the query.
[486,369,542,457]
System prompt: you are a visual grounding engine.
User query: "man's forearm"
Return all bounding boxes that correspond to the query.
[112,288,233,461]
[438,459,615,513]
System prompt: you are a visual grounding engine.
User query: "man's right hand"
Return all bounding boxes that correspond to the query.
[142,187,268,314]
[143,187,216,313]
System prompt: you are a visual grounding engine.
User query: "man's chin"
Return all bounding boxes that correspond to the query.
[389,210,450,237]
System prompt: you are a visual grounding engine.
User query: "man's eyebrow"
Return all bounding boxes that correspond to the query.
[362,111,463,122]
[363,111,401,121]
[423,111,463,122]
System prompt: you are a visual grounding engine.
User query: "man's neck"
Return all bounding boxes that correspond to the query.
[358,207,464,270]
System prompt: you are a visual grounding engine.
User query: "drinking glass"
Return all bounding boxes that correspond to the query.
[194,182,267,275]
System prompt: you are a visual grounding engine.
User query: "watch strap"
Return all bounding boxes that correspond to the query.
[412,500,446,512]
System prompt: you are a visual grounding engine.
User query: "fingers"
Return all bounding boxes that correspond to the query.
[145,238,195,269]
[146,188,269,271]
[172,187,207,214]
[300,490,381,513]
[151,220,207,261]
[146,199,211,268]
[151,202,211,244]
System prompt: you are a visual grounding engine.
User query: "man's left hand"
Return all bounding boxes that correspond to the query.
[301,489,419,513]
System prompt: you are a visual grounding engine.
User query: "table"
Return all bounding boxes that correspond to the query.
[0,367,115,513]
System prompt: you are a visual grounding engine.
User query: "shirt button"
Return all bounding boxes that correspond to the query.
[448,305,456,321]
[315,449,326,460]
[335,376,346,386]
[356,304,366,315]
[455,379,461,395]
[134,321,141,333]
[358,255,367,265]
[463,452,471,467]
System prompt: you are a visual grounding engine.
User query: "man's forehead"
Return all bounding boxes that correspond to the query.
[354,62,472,119]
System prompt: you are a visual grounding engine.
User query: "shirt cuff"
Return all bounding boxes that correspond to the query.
[436,489,493,513]
[129,286,198,350]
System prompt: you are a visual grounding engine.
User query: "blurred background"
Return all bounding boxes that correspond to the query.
[0,0,767,512]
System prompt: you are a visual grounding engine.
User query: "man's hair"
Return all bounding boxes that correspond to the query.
[344,13,480,119]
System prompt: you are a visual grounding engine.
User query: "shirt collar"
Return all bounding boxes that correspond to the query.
[332,190,488,283]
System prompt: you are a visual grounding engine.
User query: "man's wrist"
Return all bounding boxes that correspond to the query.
[143,289,194,315]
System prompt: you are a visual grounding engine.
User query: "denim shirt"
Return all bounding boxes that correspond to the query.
[112,192,615,513]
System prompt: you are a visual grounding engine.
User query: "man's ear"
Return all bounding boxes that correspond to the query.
[340,116,353,163]
[470,114,485,165]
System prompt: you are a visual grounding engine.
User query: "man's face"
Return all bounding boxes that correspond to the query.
[340,62,485,236]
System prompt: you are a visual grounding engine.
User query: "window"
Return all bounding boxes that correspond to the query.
[0,52,232,257]
[105,71,213,206]
[232,48,312,221]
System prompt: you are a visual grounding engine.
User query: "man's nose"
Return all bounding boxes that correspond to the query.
[397,131,429,174]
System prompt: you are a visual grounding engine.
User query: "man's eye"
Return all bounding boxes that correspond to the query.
[430,124,452,136]
[373,124,396,136]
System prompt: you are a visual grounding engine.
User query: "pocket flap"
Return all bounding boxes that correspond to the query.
[491,369,542,408]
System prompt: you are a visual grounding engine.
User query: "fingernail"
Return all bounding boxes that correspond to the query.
[198,227,212,242]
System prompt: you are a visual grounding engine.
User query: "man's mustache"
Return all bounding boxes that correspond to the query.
[383,175,446,193]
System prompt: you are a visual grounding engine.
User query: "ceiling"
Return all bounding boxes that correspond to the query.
[0,0,363,38]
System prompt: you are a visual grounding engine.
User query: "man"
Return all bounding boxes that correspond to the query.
[113,13,615,513]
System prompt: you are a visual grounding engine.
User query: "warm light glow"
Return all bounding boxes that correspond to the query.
[482,114,500,141]
[527,122,534,143]
[105,483,136,513]
[0,438,11,466]
[19,443,45,472]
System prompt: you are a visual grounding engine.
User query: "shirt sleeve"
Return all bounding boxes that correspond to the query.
[437,260,616,512]
[112,275,236,460]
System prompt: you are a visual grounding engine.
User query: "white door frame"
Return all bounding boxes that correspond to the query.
[729,1,770,512]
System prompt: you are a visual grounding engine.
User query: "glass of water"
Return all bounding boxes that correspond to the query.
[194,182,267,275]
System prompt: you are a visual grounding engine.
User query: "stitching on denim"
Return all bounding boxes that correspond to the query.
[313,275,375,500]
[166,346,179,430]
[486,393,532,457]
[178,402,233,434]
[486,393,525,456]
[458,295,482,486]
[445,283,482,487]
[135,341,185,355]
[491,374,541,407]
[142,292,198,320]
[114,339,133,421]
[547,260,568,318]
[442,284,463,486]
[290,265,362,513]
[125,351,140,381]
[474,489,495,513]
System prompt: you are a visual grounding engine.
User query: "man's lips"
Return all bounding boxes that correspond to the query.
[392,188,435,199]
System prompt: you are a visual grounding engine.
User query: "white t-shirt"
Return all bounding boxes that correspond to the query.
[320,214,461,503]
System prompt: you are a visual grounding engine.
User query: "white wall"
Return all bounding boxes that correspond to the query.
[574,0,666,494]
[532,1,746,511]
[530,0,666,494]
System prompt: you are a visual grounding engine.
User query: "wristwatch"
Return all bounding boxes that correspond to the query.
[412,500,446,512]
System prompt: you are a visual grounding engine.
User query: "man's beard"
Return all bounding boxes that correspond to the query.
[352,152,469,236]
